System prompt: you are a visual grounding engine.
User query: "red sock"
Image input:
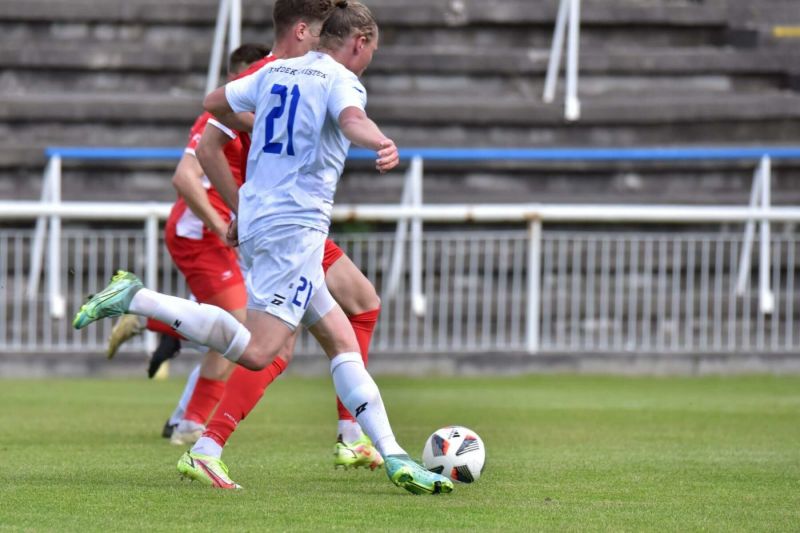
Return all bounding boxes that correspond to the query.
[183,377,227,424]
[204,357,288,447]
[336,307,380,421]
[145,318,185,340]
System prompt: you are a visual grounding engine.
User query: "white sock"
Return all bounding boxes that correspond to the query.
[169,364,201,426]
[330,353,405,457]
[192,436,222,459]
[129,288,250,362]
[337,419,363,444]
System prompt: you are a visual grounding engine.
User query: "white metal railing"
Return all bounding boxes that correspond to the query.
[206,0,242,95]
[2,202,800,355]
[35,146,800,326]
[1,225,797,355]
[543,0,581,120]
[737,156,773,313]
[383,156,425,316]
[28,149,427,321]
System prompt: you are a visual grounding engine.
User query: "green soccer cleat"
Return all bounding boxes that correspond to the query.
[177,451,242,490]
[73,271,143,330]
[384,454,454,495]
[334,434,384,470]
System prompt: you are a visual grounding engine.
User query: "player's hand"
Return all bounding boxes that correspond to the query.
[226,219,239,247]
[376,139,399,174]
[213,221,230,245]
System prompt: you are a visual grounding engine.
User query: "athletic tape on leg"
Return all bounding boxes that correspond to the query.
[301,282,337,328]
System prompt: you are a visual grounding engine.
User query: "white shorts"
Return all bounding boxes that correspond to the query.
[239,224,333,330]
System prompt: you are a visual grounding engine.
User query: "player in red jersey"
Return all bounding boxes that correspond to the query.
[130,0,380,469]
[106,0,381,468]
[184,0,384,470]
[105,43,272,437]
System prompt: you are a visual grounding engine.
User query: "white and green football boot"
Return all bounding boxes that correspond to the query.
[384,454,454,495]
[73,271,143,330]
[334,434,384,470]
[177,451,242,489]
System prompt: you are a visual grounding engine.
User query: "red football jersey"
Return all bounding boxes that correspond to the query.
[169,54,278,239]
[230,54,279,181]
[168,112,246,239]
[184,111,245,215]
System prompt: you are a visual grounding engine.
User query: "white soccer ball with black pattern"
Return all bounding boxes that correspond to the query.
[421,426,485,483]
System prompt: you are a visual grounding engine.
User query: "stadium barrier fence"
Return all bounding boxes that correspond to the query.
[3,145,800,357]
[544,0,581,120]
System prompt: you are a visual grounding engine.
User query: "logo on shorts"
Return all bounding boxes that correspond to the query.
[172,319,182,330]
[271,294,286,306]
[221,270,233,281]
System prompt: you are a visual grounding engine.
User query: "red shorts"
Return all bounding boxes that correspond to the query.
[322,239,344,273]
[165,218,342,300]
[164,221,244,304]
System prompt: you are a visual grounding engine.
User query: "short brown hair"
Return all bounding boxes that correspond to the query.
[273,0,335,38]
[319,0,377,49]
[228,43,270,73]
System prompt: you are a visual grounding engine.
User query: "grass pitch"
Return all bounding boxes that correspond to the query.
[0,374,798,532]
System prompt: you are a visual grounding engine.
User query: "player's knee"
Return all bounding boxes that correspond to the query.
[274,346,293,365]
[238,338,288,371]
[237,349,269,371]
[340,283,380,316]
[363,289,380,313]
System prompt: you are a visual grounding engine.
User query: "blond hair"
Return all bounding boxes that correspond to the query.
[319,0,377,49]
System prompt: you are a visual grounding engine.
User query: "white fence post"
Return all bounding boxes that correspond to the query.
[228,0,242,55]
[28,156,58,300]
[526,220,543,353]
[735,155,774,313]
[735,158,763,297]
[759,156,774,314]
[543,0,581,121]
[565,0,581,121]
[381,156,425,302]
[543,0,569,104]
[144,213,159,353]
[47,155,64,318]
[206,0,232,95]
[409,157,426,317]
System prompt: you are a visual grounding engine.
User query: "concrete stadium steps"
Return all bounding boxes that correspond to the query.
[6,90,800,125]
[3,0,728,26]
[2,0,799,205]
[7,42,797,75]
[4,43,797,96]
[4,89,800,130]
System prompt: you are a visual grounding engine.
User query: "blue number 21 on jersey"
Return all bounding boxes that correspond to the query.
[263,83,301,156]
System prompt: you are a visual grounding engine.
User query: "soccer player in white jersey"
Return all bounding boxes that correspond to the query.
[73,0,453,495]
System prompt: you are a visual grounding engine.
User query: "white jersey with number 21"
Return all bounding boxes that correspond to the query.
[224,51,367,242]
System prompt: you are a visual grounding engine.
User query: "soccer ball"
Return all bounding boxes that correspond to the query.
[421,426,485,483]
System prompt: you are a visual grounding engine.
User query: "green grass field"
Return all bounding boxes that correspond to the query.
[1,374,799,531]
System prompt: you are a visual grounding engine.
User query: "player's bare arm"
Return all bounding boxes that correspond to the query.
[338,107,399,173]
[203,88,254,133]
[171,153,230,242]
[196,124,241,214]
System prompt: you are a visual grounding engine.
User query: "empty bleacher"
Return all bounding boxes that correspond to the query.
[1,0,799,205]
